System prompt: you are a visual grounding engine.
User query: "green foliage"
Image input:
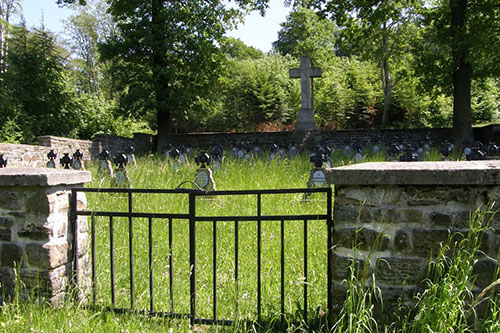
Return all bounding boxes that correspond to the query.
[2,25,83,142]
[273,6,338,58]
[0,116,23,143]
[309,0,425,127]
[0,0,498,142]
[206,53,299,131]
[471,78,500,124]
[100,0,270,148]
[417,0,500,88]
[220,36,264,60]
[314,56,380,129]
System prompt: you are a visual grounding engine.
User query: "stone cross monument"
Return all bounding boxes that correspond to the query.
[289,55,322,132]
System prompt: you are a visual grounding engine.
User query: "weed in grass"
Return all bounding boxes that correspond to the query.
[403,203,498,333]
[331,205,387,333]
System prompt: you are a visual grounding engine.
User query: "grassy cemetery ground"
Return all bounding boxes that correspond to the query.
[1,148,499,332]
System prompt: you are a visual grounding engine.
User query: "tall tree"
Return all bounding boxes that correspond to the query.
[0,0,21,77]
[273,6,338,58]
[5,24,81,141]
[309,0,423,127]
[417,0,500,141]
[64,0,115,95]
[100,0,269,152]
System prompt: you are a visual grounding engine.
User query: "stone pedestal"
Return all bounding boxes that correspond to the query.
[326,161,500,320]
[0,168,91,306]
[295,108,317,132]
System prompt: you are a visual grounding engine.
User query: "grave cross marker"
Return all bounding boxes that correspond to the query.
[289,55,322,132]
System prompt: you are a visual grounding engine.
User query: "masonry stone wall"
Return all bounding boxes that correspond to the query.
[1,124,499,167]
[0,168,91,305]
[0,142,55,168]
[326,161,500,321]
[38,136,98,160]
[167,128,454,149]
[0,137,96,168]
[92,133,154,157]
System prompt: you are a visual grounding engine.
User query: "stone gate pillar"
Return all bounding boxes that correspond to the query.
[0,168,91,305]
[326,161,500,320]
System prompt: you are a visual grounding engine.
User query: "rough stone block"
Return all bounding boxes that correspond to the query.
[0,217,14,228]
[400,209,425,224]
[1,243,23,267]
[0,192,22,211]
[330,282,348,310]
[431,212,453,226]
[376,257,427,285]
[336,186,404,207]
[78,216,88,233]
[77,232,89,257]
[20,268,52,297]
[334,227,389,251]
[0,267,15,300]
[473,258,499,289]
[394,230,411,251]
[25,242,69,269]
[372,285,420,325]
[0,228,11,241]
[331,253,366,281]
[19,224,50,241]
[412,229,464,257]
[334,205,362,223]
[407,198,441,206]
[334,194,362,206]
[25,190,50,215]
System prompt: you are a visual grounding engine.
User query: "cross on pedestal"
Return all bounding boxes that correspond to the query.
[289,55,322,132]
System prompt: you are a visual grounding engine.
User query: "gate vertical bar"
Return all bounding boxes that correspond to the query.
[148,217,154,313]
[213,220,217,320]
[327,187,333,321]
[169,218,174,312]
[189,193,196,325]
[280,219,285,321]
[91,215,96,305]
[303,219,308,322]
[70,189,79,291]
[235,220,239,318]
[128,191,134,309]
[110,216,115,307]
[257,194,262,322]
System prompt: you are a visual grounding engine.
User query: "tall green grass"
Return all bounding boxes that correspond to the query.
[403,204,499,333]
[86,153,329,327]
[1,149,498,332]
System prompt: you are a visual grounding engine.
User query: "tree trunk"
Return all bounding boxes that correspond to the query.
[450,0,473,142]
[381,31,391,127]
[156,110,171,153]
[151,0,171,153]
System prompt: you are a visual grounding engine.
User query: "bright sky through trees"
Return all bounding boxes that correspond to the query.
[17,0,291,52]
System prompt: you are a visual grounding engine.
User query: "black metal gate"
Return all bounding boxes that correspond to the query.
[70,187,333,326]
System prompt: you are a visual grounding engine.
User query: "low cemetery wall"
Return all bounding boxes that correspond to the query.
[168,125,499,149]
[38,136,98,159]
[1,124,499,167]
[0,168,91,305]
[0,142,57,168]
[168,128,453,149]
[326,161,500,320]
[0,136,96,168]
[93,133,154,157]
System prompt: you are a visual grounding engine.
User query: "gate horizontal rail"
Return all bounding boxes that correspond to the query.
[71,187,333,326]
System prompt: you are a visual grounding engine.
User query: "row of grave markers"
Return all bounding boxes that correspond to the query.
[1,138,499,189]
